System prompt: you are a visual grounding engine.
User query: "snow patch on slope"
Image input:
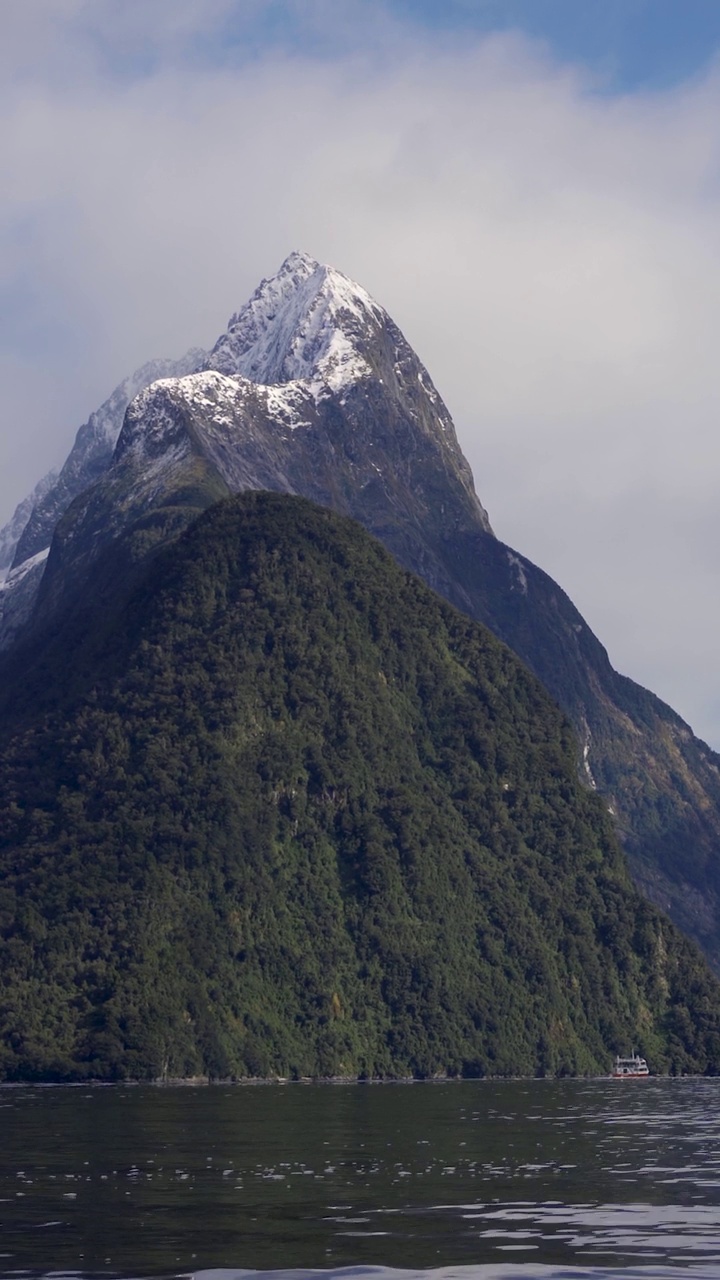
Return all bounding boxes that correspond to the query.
[582,722,597,790]
[0,546,49,593]
[507,550,528,595]
[263,383,314,431]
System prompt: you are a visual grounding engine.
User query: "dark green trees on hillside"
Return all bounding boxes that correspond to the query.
[0,493,719,1080]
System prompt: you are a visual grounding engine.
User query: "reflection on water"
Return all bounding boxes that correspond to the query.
[2,1079,720,1279]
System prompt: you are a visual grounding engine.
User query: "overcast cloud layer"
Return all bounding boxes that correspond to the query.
[3,0,720,747]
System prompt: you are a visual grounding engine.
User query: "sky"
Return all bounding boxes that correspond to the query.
[3,0,720,745]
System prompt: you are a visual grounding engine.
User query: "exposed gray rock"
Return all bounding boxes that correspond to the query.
[0,469,57,574]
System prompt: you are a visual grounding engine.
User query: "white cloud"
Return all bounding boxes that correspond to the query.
[2,6,720,743]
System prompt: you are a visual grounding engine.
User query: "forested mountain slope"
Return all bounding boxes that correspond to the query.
[0,493,718,1081]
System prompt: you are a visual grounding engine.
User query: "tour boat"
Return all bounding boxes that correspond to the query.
[611,1051,649,1078]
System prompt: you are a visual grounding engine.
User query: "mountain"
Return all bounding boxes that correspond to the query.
[3,252,720,972]
[1,491,718,1082]
[0,350,205,647]
[10,350,207,571]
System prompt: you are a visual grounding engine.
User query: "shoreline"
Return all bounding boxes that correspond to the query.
[0,1071,701,1088]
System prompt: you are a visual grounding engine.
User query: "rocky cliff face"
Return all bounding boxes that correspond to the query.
[0,470,58,576]
[3,252,720,970]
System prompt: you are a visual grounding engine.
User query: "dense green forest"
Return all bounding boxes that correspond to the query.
[1,492,719,1081]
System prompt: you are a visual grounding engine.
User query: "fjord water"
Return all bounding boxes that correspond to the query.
[3,1080,720,1280]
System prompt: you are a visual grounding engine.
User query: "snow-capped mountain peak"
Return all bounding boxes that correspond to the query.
[207,251,382,393]
[0,250,493,649]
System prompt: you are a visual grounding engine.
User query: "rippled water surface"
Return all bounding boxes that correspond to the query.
[2,1079,720,1279]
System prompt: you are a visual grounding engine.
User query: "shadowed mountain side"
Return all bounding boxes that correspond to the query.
[0,493,719,1082]
[429,525,720,971]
